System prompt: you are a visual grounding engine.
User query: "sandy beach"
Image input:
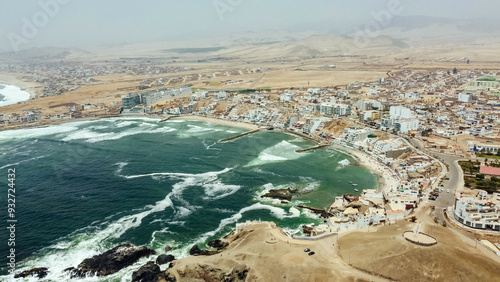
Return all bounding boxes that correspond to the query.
[170,115,259,131]
[0,73,43,99]
[329,144,401,193]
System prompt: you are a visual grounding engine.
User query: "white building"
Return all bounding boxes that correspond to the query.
[390,106,414,119]
[280,92,295,103]
[373,139,403,155]
[341,127,374,144]
[454,197,500,231]
[214,91,227,101]
[394,119,419,134]
[458,93,472,103]
[405,92,421,100]
[320,103,334,115]
[334,104,351,116]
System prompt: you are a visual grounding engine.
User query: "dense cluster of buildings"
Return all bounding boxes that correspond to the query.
[0,60,193,97]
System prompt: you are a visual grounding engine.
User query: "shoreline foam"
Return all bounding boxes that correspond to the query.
[0,83,31,107]
[0,113,395,193]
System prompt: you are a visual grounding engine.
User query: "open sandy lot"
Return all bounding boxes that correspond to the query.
[167,222,386,282]
[338,207,500,281]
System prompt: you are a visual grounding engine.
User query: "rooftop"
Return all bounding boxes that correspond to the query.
[479,166,500,176]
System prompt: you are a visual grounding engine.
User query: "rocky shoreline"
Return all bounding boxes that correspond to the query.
[15,238,235,281]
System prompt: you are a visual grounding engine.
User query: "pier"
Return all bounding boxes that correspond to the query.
[296,144,329,153]
[219,129,261,143]
[159,116,172,122]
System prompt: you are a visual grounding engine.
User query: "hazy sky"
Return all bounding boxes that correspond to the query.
[0,0,498,52]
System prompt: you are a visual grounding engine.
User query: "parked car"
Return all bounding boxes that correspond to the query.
[447,189,450,193]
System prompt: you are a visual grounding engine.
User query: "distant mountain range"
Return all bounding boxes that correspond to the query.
[1,16,499,61]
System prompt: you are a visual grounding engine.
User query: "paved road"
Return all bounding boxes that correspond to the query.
[407,138,465,223]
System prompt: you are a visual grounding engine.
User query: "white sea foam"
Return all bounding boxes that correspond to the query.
[61,126,176,143]
[202,139,221,151]
[7,165,234,281]
[282,227,301,236]
[246,140,302,167]
[186,124,222,133]
[0,124,79,141]
[115,162,128,176]
[251,168,280,176]
[0,155,47,169]
[114,120,135,128]
[298,176,321,193]
[0,84,31,106]
[338,159,351,168]
[259,153,288,161]
[202,181,241,200]
[191,203,301,246]
[175,206,193,218]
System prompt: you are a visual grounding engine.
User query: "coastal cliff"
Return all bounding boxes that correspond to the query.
[163,221,372,281]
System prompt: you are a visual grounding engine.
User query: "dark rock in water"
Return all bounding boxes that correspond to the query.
[14,267,49,279]
[131,261,163,282]
[156,254,175,265]
[189,244,218,256]
[66,243,156,277]
[165,245,173,252]
[302,224,315,235]
[64,267,88,279]
[207,239,228,250]
[189,245,202,256]
[261,188,298,201]
[297,204,333,218]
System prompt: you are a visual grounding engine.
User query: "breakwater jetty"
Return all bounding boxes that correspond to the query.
[296,144,328,153]
[219,128,261,142]
[159,116,172,122]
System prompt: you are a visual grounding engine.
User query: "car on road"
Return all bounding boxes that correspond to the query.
[447,189,450,193]
[444,177,450,180]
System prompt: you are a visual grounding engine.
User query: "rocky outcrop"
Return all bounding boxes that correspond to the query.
[297,205,333,218]
[261,188,299,201]
[14,267,49,279]
[189,245,218,256]
[156,254,176,265]
[131,261,164,282]
[65,244,156,277]
[171,264,249,282]
[207,239,228,251]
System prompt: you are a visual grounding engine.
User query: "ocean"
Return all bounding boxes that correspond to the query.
[0,84,31,107]
[0,117,376,281]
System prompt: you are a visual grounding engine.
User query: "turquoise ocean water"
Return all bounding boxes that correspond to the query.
[0,117,376,280]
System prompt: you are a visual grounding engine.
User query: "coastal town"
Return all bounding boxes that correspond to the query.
[2,67,500,237]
